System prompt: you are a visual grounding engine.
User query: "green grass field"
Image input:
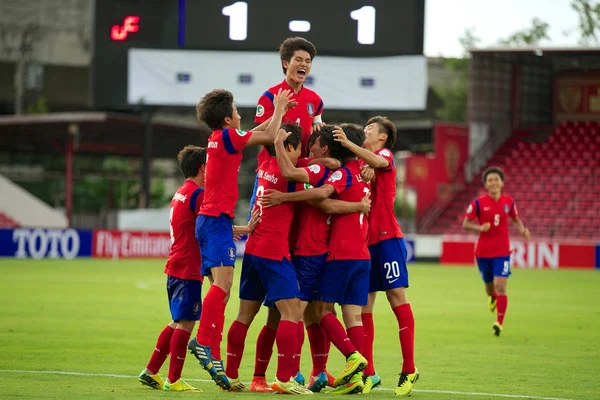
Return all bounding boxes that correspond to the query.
[0,259,598,399]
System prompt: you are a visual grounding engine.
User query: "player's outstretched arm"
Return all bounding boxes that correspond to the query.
[333,126,389,169]
[511,217,531,239]
[245,89,293,147]
[310,194,370,215]
[275,130,311,182]
[462,218,490,233]
[308,157,340,170]
[259,185,335,208]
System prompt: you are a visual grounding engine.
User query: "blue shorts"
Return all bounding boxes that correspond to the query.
[368,238,409,292]
[477,256,511,283]
[292,254,327,302]
[318,259,370,306]
[239,253,300,305]
[167,275,202,321]
[195,214,236,276]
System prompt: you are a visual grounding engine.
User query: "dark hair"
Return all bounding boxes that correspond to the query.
[340,123,366,160]
[366,116,397,149]
[279,37,317,75]
[265,123,302,157]
[306,130,320,155]
[196,89,234,130]
[314,125,344,161]
[177,145,206,178]
[482,166,505,183]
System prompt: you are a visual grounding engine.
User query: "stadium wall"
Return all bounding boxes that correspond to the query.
[1,228,599,269]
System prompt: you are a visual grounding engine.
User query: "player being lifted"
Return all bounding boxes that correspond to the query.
[333,118,418,396]
[462,166,530,336]
[188,88,292,390]
[263,124,371,395]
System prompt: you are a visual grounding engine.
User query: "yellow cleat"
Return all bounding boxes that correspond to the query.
[393,368,419,396]
[329,373,363,395]
[493,322,503,336]
[138,370,164,390]
[228,377,249,392]
[362,372,381,394]
[489,296,497,312]
[271,378,313,395]
[333,352,368,387]
[164,378,202,392]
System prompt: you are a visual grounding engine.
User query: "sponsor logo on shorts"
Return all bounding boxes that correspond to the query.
[228,247,236,259]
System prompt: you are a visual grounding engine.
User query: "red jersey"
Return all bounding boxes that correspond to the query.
[292,159,333,256]
[164,180,204,281]
[368,148,403,245]
[244,157,304,261]
[325,159,370,261]
[255,80,324,167]
[199,128,253,218]
[465,194,518,258]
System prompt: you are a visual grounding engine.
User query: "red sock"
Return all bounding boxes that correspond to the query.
[393,304,415,374]
[196,285,227,346]
[276,320,298,382]
[210,300,226,360]
[146,325,175,374]
[324,330,331,369]
[362,313,375,375]
[320,312,356,358]
[254,325,277,376]
[293,320,305,375]
[347,326,365,354]
[167,328,191,383]
[496,295,508,325]
[306,323,327,375]
[225,320,249,379]
[492,292,498,300]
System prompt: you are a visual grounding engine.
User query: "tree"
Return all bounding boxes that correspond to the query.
[433,28,479,123]
[571,0,600,45]
[498,18,550,46]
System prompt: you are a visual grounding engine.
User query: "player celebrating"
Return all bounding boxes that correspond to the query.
[333,117,418,395]
[188,88,291,390]
[225,125,312,394]
[138,146,206,392]
[462,166,530,336]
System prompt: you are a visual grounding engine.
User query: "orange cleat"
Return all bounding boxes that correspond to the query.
[250,376,274,393]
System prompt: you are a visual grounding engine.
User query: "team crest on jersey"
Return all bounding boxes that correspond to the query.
[329,171,343,182]
[304,183,313,190]
[236,129,248,137]
[504,204,509,213]
[379,149,391,158]
[256,105,264,117]
[307,103,315,116]
[308,165,321,173]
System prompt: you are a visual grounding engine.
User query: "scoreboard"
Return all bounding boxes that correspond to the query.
[92,0,425,109]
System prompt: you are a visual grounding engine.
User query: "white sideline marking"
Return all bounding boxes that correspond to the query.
[0,369,573,400]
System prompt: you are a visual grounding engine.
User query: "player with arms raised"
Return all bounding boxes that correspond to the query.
[188,88,291,390]
[462,166,530,336]
[138,146,207,392]
[333,118,418,396]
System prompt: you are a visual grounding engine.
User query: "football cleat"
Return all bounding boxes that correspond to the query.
[271,378,313,395]
[362,372,381,394]
[329,373,364,395]
[228,377,249,392]
[489,296,497,312]
[393,368,419,396]
[294,371,306,386]
[333,352,367,387]
[138,370,164,390]
[325,369,336,387]
[493,321,503,336]
[308,372,328,393]
[187,338,231,391]
[250,376,274,393]
[164,378,202,392]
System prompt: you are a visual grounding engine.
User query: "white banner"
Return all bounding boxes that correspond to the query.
[128,49,427,111]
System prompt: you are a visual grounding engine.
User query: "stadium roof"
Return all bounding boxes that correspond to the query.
[471,46,600,54]
[0,112,211,158]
